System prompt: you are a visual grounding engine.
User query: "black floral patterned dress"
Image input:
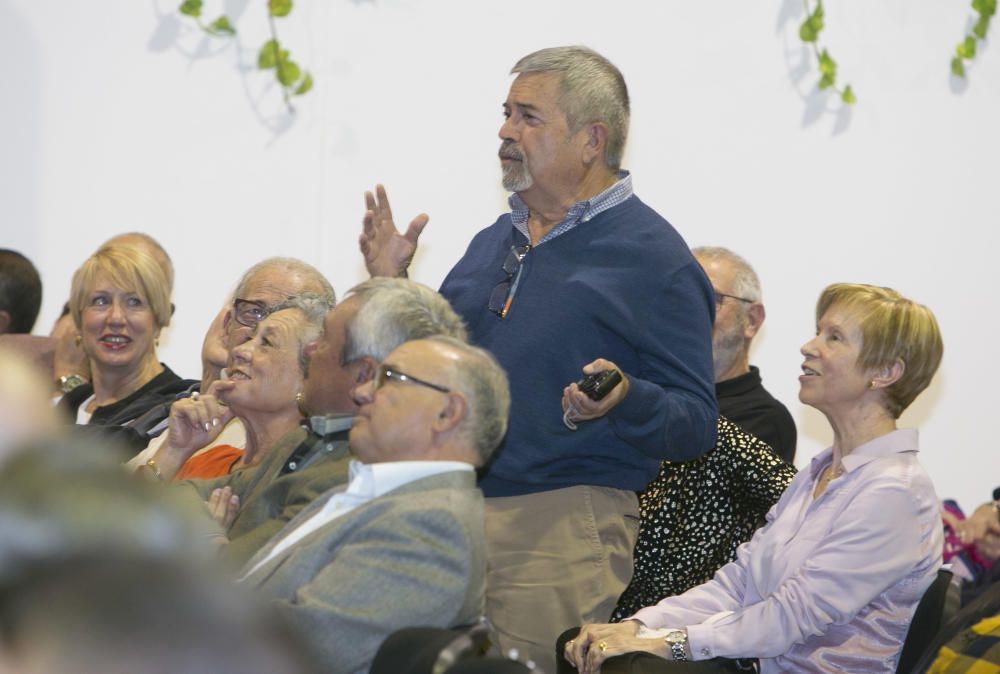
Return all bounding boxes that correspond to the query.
[611,416,797,621]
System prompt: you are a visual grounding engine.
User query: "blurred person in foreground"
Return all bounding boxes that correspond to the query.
[0,437,317,674]
[565,283,944,674]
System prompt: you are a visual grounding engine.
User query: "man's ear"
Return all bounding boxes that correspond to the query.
[221,309,233,334]
[871,358,905,389]
[581,122,608,165]
[353,356,378,385]
[432,392,468,435]
[0,310,11,335]
[744,303,765,340]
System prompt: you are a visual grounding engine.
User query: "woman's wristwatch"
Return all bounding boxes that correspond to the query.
[664,630,688,661]
[58,373,87,393]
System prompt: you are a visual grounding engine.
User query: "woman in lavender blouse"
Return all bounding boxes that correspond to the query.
[565,284,944,674]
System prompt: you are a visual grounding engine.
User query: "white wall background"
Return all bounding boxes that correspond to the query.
[2,0,997,510]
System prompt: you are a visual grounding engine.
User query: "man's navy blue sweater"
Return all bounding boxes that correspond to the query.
[440,195,717,497]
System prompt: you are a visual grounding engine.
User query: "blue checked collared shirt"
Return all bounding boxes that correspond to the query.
[508,171,633,245]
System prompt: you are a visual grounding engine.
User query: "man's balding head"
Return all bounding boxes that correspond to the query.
[348,337,509,467]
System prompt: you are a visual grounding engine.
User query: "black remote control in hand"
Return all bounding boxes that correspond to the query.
[575,369,623,401]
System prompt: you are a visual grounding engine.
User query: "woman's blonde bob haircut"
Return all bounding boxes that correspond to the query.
[817,283,943,419]
[69,244,173,331]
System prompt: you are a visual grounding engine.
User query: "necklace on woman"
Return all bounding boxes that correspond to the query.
[814,464,844,499]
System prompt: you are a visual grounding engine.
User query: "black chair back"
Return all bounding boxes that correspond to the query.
[896,568,961,674]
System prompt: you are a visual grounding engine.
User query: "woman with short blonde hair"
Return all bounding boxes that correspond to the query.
[59,244,195,454]
[565,283,944,674]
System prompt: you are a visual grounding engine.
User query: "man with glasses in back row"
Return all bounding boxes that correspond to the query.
[693,246,797,464]
[359,46,717,671]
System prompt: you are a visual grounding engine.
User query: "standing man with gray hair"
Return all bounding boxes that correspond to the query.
[693,246,797,463]
[360,46,716,670]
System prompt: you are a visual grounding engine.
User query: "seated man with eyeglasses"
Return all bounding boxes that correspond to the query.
[693,246,797,464]
[238,336,510,674]
[128,257,335,473]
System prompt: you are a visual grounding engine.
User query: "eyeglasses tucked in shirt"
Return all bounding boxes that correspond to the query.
[488,244,531,319]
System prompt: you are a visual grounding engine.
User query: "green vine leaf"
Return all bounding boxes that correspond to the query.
[799,0,853,105]
[294,72,314,96]
[208,15,236,36]
[958,35,978,58]
[269,0,293,17]
[818,49,837,78]
[951,0,995,78]
[799,1,824,42]
[259,39,280,69]
[277,60,302,86]
[179,0,202,18]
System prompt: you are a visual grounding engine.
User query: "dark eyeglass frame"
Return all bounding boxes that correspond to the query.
[232,298,271,328]
[376,365,451,394]
[713,290,753,309]
[488,244,531,318]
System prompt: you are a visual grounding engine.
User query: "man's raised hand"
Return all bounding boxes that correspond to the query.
[359,184,429,278]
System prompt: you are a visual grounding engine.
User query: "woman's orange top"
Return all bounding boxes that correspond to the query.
[172,444,244,481]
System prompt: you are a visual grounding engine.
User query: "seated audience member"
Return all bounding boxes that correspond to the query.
[0,249,52,374]
[177,277,468,568]
[57,244,197,455]
[239,335,510,674]
[0,248,42,336]
[0,346,59,465]
[141,295,331,481]
[52,233,175,398]
[693,247,797,463]
[565,283,944,673]
[127,256,336,467]
[942,489,1000,602]
[611,416,796,620]
[0,439,318,674]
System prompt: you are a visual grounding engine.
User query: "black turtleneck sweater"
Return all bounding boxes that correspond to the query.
[716,365,797,464]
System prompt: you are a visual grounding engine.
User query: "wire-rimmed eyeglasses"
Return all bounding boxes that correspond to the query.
[713,290,753,310]
[375,365,451,394]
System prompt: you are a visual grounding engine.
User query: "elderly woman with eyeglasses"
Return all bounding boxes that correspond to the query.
[564,283,944,674]
[59,245,196,454]
[138,295,333,483]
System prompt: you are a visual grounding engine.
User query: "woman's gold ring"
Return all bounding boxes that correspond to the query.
[599,641,608,652]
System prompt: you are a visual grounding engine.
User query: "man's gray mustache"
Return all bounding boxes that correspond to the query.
[498,143,523,161]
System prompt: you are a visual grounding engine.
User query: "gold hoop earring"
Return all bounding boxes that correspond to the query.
[74,334,82,346]
[868,381,876,389]
[295,392,304,403]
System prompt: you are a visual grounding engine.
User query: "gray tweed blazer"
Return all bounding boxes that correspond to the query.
[239,469,486,674]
